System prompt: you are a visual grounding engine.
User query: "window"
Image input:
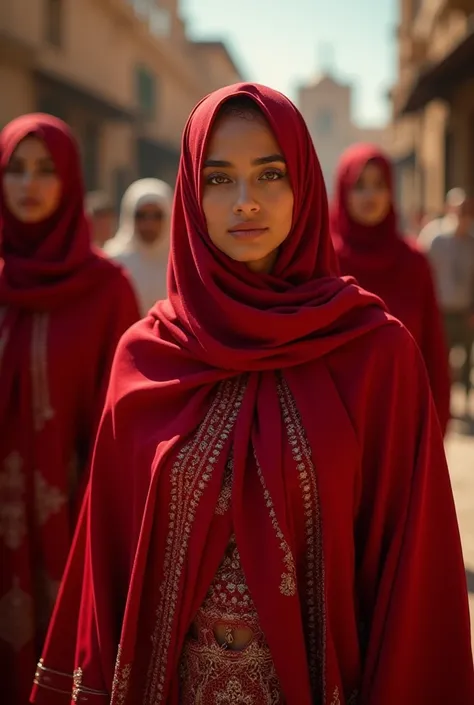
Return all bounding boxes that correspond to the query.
[45,0,63,47]
[314,110,333,136]
[135,66,157,121]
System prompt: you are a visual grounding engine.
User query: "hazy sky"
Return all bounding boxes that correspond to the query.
[181,0,398,127]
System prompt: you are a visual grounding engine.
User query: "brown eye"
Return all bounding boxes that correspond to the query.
[207,174,231,186]
[5,160,23,175]
[260,169,284,181]
[39,160,57,175]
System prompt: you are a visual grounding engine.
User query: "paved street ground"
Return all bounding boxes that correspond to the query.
[446,385,474,648]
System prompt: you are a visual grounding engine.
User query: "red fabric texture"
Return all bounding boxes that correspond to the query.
[331,143,451,433]
[0,114,140,705]
[32,86,473,705]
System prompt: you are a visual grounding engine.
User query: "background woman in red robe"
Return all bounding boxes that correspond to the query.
[32,85,473,705]
[331,144,451,434]
[0,114,140,704]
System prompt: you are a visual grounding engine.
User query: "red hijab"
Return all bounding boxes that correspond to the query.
[0,113,112,310]
[157,85,386,370]
[330,143,451,433]
[331,143,401,270]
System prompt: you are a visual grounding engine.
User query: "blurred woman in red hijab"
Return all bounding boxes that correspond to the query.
[0,114,140,704]
[331,144,450,434]
[32,87,472,705]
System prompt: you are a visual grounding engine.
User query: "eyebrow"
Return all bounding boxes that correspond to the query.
[203,154,286,168]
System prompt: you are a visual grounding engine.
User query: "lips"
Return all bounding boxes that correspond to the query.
[228,223,269,239]
[19,197,41,207]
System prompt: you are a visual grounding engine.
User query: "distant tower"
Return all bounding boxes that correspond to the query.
[317,42,335,76]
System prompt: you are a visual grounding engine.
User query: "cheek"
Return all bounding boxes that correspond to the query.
[347,192,364,218]
[40,178,61,212]
[202,191,230,233]
[263,185,294,224]
[377,190,391,214]
[2,176,21,209]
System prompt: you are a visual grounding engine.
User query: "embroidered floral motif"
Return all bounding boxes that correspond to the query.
[180,535,284,703]
[0,576,34,651]
[216,677,258,704]
[71,665,109,701]
[347,690,359,705]
[180,639,283,705]
[145,377,247,704]
[254,451,297,597]
[215,455,233,515]
[0,451,26,550]
[331,686,341,705]
[34,471,67,525]
[111,645,132,705]
[72,667,83,702]
[278,375,326,701]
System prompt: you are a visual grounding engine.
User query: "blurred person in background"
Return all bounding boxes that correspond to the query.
[331,143,451,434]
[85,190,116,248]
[418,187,471,250]
[0,114,140,705]
[32,85,473,705]
[426,196,474,413]
[105,178,173,315]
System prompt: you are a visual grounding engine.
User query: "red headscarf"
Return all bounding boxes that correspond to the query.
[158,85,386,370]
[330,143,451,433]
[0,113,112,310]
[331,143,401,270]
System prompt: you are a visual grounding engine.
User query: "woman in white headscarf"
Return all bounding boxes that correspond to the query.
[105,178,173,315]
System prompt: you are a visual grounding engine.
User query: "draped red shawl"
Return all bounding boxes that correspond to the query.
[331,143,451,433]
[32,86,473,705]
[0,114,140,705]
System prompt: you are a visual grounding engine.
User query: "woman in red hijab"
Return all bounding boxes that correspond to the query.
[32,86,473,705]
[331,144,451,434]
[0,114,140,704]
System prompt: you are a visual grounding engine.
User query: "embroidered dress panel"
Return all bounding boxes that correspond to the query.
[180,535,285,704]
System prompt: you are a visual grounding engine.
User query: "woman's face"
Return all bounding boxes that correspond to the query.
[346,161,391,226]
[2,136,62,223]
[134,201,165,245]
[202,111,294,274]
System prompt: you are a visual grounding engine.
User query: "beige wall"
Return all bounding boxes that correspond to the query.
[419,101,448,213]
[0,65,35,126]
[389,1,473,218]
[0,0,242,196]
[99,122,136,197]
[298,75,387,197]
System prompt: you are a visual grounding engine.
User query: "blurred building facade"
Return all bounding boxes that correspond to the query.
[0,0,243,204]
[390,0,474,222]
[297,73,387,197]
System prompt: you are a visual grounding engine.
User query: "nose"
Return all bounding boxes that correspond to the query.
[20,172,35,188]
[233,180,260,216]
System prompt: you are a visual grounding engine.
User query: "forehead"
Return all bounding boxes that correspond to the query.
[205,113,281,159]
[135,200,161,212]
[356,159,387,180]
[10,135,51,160]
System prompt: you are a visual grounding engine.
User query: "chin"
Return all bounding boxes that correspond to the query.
[17,212,45,224]
[226,249,268,264]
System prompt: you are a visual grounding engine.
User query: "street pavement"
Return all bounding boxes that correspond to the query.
[446,385,474,647]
